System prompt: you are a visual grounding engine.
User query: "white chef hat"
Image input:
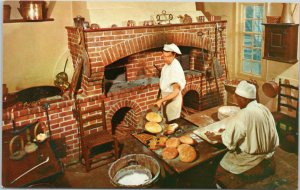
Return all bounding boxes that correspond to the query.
[235,80,256,99]
[163,43,182,54]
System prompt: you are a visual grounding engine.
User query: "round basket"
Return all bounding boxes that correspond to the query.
[266,16,281,24]
[108,154,160,188]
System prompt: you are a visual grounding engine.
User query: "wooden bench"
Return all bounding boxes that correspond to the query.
[216,147,298,189]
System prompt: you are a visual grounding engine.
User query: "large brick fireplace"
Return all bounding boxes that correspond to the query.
[2,21,227,165]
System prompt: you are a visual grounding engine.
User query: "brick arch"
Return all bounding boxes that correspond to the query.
[99,31,212,68]
[100,33,167,67]
[182,83,201,97]
[165,32,212,50]
[106,99,142,130]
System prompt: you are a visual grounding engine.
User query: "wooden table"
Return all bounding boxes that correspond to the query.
[184,106,220,128]
[2,131,63,187]
[133,107,226,175]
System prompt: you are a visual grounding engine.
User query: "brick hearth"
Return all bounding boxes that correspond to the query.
[2,21,227,165]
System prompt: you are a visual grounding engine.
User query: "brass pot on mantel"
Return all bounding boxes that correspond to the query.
[18,1,48,21]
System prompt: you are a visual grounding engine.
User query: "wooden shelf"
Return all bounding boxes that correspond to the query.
[4,18,54,23]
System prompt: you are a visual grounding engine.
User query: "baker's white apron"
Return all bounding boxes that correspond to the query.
[161,91,182,122]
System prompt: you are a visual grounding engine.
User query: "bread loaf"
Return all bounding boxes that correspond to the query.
[146,112,162,123]
[179,135,194,145]
[162,147,178,160]
[166,137,180,148]
[177,144,197,163]
[145,122,162,134]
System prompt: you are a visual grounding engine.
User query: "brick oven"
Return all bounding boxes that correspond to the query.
[2,21,227,165]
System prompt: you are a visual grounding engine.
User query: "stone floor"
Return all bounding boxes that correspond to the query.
[49,135,298,189]
[52,135,220,188]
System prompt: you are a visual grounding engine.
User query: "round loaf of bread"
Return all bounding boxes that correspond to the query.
[146,112,162,123]
[179,135,194,145]
[178,144,197,163]
[162,147,179,160]
[145,122,162,134]
[177,143,188,153]
[166,137,180,148]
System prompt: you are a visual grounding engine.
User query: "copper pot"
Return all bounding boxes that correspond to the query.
[3,5,11,22]
[18,1,46,21]
[262,80,279,98]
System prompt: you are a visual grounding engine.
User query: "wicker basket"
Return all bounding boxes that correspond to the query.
[266,16,281,24]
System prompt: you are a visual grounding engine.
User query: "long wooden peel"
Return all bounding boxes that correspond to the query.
[10,157,50,184]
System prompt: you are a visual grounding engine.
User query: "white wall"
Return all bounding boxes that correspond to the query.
[3,1,73,92]
[73,2,205,27]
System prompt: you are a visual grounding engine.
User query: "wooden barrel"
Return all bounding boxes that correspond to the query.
[108,154,160,188]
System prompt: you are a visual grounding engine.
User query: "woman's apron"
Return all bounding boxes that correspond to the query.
[161,91,182,122]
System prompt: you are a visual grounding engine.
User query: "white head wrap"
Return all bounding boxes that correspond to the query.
[235,80,256,99]
[163,43,182,54]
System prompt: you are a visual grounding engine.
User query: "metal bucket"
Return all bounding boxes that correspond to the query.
[108,154,160,188]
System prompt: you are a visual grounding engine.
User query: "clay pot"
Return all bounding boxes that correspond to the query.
[90,23,100,30]
[262,80,279,98]
[127,20,135,27]
[3,5,11,22]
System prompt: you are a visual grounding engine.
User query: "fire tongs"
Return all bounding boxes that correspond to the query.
[10,156,50,184]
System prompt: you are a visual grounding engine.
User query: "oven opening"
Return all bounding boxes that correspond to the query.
[104,57,128,94]
[183,90,200,110]
[111,107,135,139]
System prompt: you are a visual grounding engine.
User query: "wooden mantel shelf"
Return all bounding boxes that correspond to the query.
[4,18,54,24]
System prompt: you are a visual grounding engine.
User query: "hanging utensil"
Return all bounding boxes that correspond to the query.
[56,58,69,82]
[42,103,52,141]
[262,79,279,98]
[218,23,229,79]
[210,30,221,105]
[153,64,161,100]
[54,58,70,91]
[211,23,224,79]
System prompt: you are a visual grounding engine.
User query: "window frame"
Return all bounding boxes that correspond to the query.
[236,3,267,81]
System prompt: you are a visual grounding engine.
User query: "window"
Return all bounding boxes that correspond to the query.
[241,4,264,76]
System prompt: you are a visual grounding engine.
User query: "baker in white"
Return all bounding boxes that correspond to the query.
[154,43,186,123]
[205,80,279,182]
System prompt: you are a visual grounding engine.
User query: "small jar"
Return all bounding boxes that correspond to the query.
[127,20,135,27]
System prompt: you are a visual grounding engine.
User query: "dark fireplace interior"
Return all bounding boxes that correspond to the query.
[104,57,128,94]
[111,107,135,138]
[177,46,191,70]
[183,90,200,110]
